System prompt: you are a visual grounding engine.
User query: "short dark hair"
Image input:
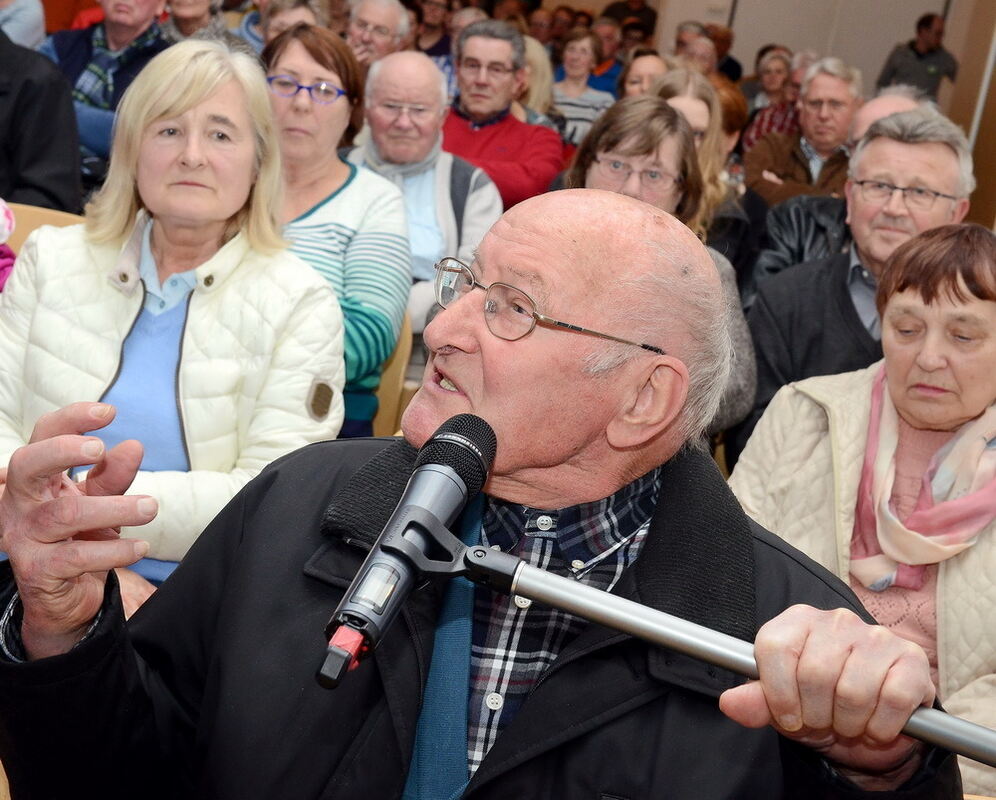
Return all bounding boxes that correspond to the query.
[565,95,702,227]
[875,224,996,314]
[916,12,941,32]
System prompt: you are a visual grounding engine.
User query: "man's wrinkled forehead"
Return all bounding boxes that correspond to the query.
[470,240,553,309]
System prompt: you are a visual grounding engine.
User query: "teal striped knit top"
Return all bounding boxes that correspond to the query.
[285,163,411,423]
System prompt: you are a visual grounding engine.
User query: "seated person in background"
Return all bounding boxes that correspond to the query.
[730,223,996,795]
[261,0,325,45]
[0,30,82,212]
[705,23,740,82]
[601,0,656,37]
[346,0,408,70]
[345,51,501,333]
[552,27,614,146]
[442,20,562,208]
[744,57,861,207]
[656,68,761,304]
[672,18,705,56]
[748,85,926,301]
[617,47,670,97]
[566,96,756,435]
[0,189,961,799]
[746,48,791,114]
[740,49,814,153]
[727,107,972,466]
[264,24,410,438]
[579,17,622,95]
[39,0,169,194]
[160,0,253,53]
[0,0,43,47]
[417,0,450,57]
[231,0,269,52]
[0,40,345,609]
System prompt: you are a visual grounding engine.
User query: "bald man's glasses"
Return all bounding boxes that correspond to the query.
[434,258,665,353]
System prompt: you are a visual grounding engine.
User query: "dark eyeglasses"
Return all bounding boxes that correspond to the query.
[266,75,347,104]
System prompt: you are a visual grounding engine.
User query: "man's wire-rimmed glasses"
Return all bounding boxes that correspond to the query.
[266,75,347,104]
[434,258,665,354]
[852,179,960,211]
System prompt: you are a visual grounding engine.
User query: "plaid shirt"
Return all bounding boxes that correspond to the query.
[72,22,163,111]
[741,101,800,152]
[466,467,661,774]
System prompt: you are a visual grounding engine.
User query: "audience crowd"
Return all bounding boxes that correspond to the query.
[0,0,992,795]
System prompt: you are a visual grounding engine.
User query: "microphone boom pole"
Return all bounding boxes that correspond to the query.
[461,545,996,770]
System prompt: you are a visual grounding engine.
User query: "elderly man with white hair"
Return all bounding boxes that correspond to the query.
[745,57,863,207]
[347,51,502,332]
[0,187,964,799]
[346,0,408,68]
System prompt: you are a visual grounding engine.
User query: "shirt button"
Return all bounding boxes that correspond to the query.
[536,514,554,531]
[485,692,504,711]
[570,559,585,571]
[119,272,129,282]
[204,274,214,287]
[159,300,166,308]
[513,595,531,609]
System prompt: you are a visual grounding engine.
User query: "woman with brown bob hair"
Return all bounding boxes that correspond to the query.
[566,95,756,436]
[731,223,996,794]
[263,24,412,438]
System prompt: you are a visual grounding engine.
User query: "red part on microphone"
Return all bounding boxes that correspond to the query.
[329,625,368,672]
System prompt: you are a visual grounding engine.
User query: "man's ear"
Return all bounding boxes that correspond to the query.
[606,357,689,449]
[844,178,855,226]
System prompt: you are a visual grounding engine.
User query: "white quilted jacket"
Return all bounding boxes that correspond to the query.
[728,362,996,794]
[0,219,346,562]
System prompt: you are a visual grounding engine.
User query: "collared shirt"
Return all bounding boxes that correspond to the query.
[847,243,880,339]
[138,224,198,315]
[450,98,511,131]
[799,136,846,183]
[467,466,661,774]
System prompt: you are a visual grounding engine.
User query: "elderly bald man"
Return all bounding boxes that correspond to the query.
[346,51,502,333]
[0,191,960,798]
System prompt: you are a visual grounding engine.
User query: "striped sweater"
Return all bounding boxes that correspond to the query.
[285,164,411,422]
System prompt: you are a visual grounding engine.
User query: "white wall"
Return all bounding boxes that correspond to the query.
[653,0,953,99]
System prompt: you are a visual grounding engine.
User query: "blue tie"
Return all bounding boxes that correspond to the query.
[402,496,483,800]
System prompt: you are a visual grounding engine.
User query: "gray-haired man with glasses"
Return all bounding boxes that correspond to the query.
[441,19,563,208]
[346,0,408,68]
[0,188,961,798]
[728,106,973,465]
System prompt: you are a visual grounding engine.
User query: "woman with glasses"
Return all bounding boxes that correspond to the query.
[565,95,755,437]
[729,224,996,794]
[0,40,344,610]
[264,24,411,438]
[552,28,615,146]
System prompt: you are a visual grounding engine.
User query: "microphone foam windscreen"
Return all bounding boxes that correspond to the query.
[414,414,497,495]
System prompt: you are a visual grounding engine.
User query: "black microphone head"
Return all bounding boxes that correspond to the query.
[414,414,497,496]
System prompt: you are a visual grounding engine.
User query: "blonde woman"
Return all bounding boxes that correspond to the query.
[0,40,345,608]
[512,34,567,138]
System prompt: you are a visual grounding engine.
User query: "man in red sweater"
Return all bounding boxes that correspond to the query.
[442,20,562,208]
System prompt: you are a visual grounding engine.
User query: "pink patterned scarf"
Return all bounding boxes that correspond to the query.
[851,366,996,590]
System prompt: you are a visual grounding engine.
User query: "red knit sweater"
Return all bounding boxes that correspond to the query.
[442,110,563,208]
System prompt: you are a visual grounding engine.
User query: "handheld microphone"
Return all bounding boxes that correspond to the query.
[317,414,497,689]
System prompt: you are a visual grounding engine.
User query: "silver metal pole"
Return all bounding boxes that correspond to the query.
[510,561,996,768]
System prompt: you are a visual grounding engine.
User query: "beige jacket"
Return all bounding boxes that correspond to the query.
[0,219,345,561]
[728,363,996,794]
